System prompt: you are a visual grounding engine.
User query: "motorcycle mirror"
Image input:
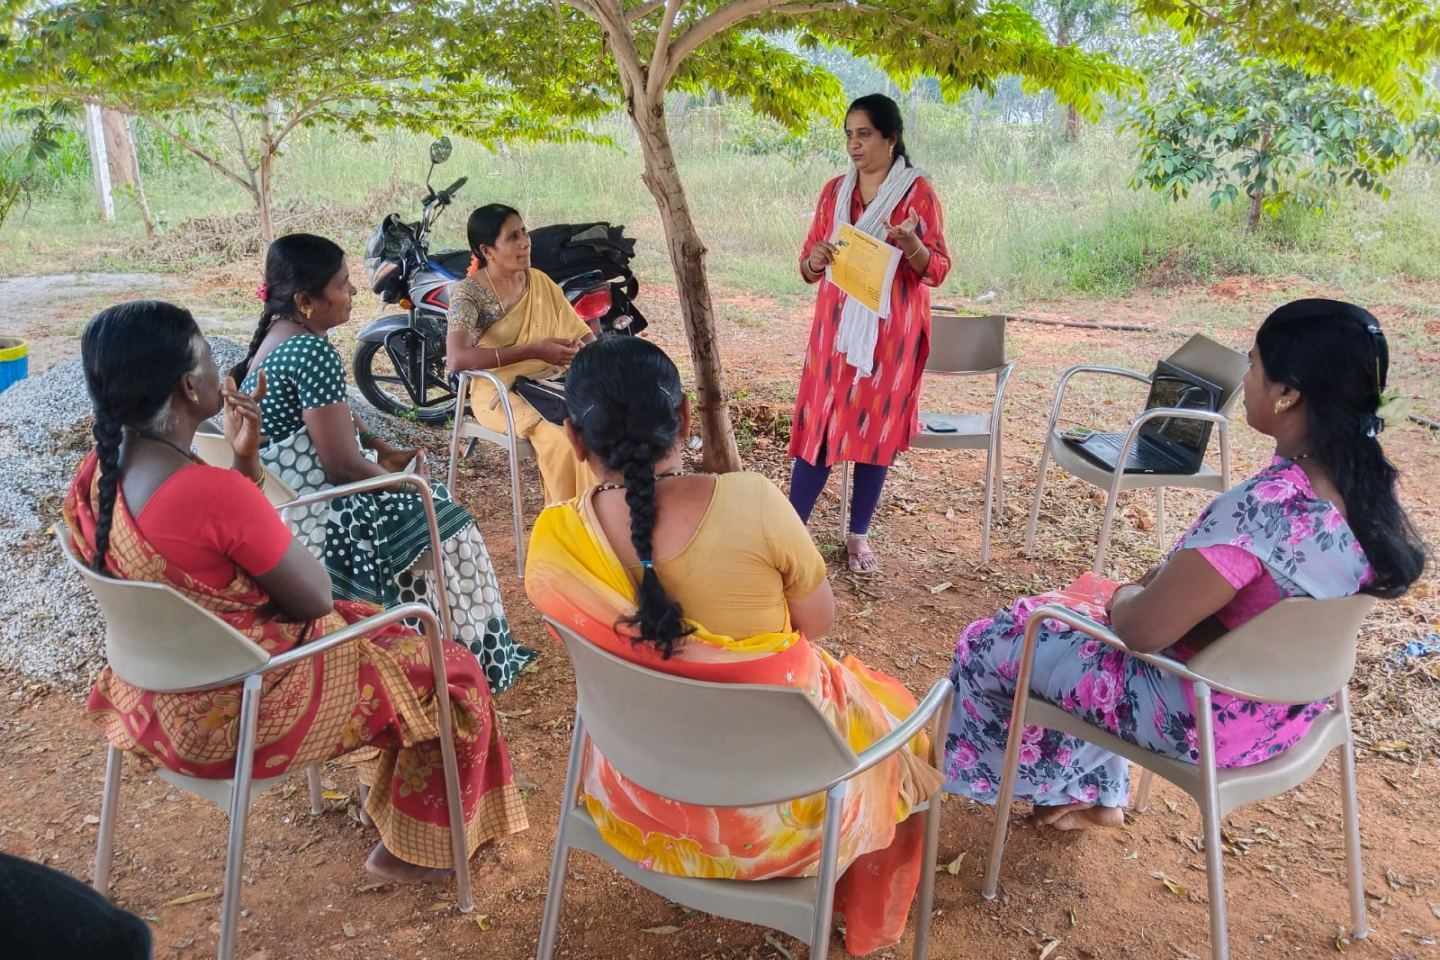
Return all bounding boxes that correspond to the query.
[429,137,453,165]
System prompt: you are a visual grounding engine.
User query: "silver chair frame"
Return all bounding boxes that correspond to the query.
[447,370,534,578]
[68,474,473,960]
[536,618,954,960]
[981,603,1370,960]
[1023,365,1233,574]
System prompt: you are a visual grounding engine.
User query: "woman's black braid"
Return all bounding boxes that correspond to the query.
[89,412,124,573]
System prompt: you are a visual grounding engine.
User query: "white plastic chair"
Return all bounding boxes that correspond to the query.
[59,473,473,960]
[981,595,1376,960]
[447,370,534,578]
[536,617,953,960]
[1023,334,1248,574]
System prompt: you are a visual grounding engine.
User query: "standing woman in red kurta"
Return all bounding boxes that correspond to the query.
[789,94,951,573]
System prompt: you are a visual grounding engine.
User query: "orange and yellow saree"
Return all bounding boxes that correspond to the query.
[67,452,527,868]
[525,493,941,954]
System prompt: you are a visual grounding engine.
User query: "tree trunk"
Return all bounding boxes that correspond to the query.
[257,110,276,245]
[970,90,983,139]
[101,110,156,236]
[630,94,742,474]
[1245,125,1273,234]
[1064,104,1081,141]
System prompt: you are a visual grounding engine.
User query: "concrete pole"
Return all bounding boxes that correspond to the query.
[83,102,115,221]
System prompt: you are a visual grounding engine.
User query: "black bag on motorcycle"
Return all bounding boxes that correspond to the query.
[513,376,569,426]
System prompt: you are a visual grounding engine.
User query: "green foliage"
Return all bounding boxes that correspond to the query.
[0,102,71,229]
[1134,0,1440,112]
[1123,41,1440,228]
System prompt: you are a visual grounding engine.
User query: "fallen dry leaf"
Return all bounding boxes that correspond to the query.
[473,914,491,931]
[322,789,348,802]
[643,925,680,935]
[342,922,356,938]
[928,581,953,594]
[163,891,216,907]
[1038,939,1061,960]
[938,851,966,875]
[1149,870,1190,898]
[82,814,100,826]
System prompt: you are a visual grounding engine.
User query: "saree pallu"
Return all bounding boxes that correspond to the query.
[67,453,527,868]
[525,495,941,956]
[464,269,594,503]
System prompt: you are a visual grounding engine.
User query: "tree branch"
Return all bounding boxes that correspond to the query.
[223,102,261,190]
[146,115,257,196]
[626,0,667,21]
[663,0,809,86]
[647,0,684,102]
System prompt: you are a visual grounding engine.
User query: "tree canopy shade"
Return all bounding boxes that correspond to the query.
[1124,41,1440,232]
[0,1,610,240]
[1134,0,1440,112]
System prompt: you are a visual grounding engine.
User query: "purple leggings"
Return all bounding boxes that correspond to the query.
[788,456,889,536]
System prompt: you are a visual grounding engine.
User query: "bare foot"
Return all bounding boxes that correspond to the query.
[364,842,451,883]
[846,534,879,574]
[1034,803,1124,831]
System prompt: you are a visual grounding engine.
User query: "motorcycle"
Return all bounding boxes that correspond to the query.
[356,137,647,424]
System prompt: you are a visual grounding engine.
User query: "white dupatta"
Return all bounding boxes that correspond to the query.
[827,157,926,377]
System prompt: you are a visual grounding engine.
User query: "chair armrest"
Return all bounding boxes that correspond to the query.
[264,602,440,672]
[452,368,520,435]
[278,471,434,512]
[1045,365,1151,439]
[1023,603,1205,686]
[846,679,953,780]
[1104,406,1230,475]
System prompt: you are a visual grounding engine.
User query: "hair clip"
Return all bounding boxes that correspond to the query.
[255,284,268,302]
[640,560,654,570]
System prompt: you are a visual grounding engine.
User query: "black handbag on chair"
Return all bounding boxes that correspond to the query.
[513,375,569,426]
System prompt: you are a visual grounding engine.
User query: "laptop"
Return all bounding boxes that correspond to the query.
[1063,360,1223,474]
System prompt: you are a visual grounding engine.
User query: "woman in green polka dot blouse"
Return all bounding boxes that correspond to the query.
[233,234,534,694]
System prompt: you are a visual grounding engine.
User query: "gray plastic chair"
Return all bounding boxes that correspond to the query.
[194,420,298,507]
[58,473,473,960]
[537,618,954,960]
[981,594,1376,960]
[447,370,534,578]
[1023,334,1249,574]
[836,312,1012,564]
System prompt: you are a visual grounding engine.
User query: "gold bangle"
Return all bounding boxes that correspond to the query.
[493,346,502,367]
[252,469,266,490]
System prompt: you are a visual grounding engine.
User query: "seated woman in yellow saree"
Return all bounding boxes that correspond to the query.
[446,204,595,503]
[525,336,941,956]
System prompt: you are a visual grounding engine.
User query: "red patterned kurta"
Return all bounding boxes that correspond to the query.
[789,175,950,467]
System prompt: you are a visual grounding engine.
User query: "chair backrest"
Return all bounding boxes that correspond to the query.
[1165,334,1248,414]
[194,421,298,506]
[1184,594,1375,703]
[55,527,271,692]
[926,312,1006,374]
[551,619,859,807]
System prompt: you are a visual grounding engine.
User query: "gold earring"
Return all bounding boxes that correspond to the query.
[888,142,894,159]
[188,392,198,404]
[302,307,313,320]
[1274,399,1290,414]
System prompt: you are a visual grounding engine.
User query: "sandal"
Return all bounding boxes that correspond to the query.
[846,534,879,575]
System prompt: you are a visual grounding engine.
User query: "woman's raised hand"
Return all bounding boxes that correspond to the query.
[533,336,583,367]
[885,211,921,249]
[222,370,267,461]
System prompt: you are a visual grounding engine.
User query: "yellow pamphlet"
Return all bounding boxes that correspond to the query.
[827,222,902,315]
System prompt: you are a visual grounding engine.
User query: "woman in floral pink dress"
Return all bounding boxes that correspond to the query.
[944,300,1427,829]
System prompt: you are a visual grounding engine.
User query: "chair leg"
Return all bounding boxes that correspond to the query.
[419,611,474,913]
[1092,492,1118,576]
[92,745,123,891]
[982,685,1033,899]
[979,442,996,566]
[1133,768,1154,813]
[1022,439,1052,553]
[809,782,847,959]
[305,765,323,815]
[1193,683,1229,960]
[537,710,589,960]
[993,420,1005,516]
[1337,691,1368,939]
[913,795,944,960]
[838,461,852,540]
[217,675,263,960]
[508,439,526,579]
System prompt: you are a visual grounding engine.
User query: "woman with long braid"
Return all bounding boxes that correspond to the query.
[68,301,527,882]
[524,336,941,956]
[233,234,533,693]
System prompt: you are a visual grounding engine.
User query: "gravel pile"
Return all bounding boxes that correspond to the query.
[0,338,248,690]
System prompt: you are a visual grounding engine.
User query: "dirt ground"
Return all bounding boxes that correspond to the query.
[1,270,1438,960]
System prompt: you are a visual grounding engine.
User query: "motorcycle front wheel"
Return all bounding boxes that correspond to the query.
[352,339,455,425]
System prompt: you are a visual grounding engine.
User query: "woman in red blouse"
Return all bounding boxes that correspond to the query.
[789,93,951,573]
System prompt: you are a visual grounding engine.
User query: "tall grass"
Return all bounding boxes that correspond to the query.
[3,103,1439,305]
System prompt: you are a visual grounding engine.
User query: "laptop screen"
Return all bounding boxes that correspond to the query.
[1142,369,1220,455]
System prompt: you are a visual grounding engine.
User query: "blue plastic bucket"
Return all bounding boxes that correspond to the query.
[0,337,29,393]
